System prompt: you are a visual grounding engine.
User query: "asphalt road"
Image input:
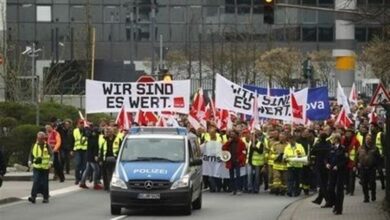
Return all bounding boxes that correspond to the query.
[0,190,299,220]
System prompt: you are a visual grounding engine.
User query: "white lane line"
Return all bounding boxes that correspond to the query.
[0,185,82,209]
[110,215,127,220]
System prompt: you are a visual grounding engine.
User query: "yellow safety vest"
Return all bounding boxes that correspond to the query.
[356,132,364,146]
[251,141,266,166]
[284,143,306,168]
[99,136,122,160]
[272,142,288,171]
[32,143,52,170]
[204,133,223,143]
[73,128,88,151]
[242,137,252,163]
[268,139,277,166]
[376,132,383,156]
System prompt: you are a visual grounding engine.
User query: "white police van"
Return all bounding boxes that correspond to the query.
[110,127,203,215]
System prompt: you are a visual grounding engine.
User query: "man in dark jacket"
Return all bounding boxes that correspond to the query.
[0,150,6,188]
[79,125,103,190]
[57,120,73,174]
[357,134,381,202]
[311,131,332,205]
[325,134,348,215]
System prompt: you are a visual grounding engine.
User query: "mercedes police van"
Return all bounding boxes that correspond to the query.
[110,127,203,215]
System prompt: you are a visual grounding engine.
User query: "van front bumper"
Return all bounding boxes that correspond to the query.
[110,187,191,208]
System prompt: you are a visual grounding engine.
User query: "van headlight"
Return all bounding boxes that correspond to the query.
[111,173,127,189]
[170,174,190,190]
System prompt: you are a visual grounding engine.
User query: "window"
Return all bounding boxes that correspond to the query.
[355,27,367,42]
[70,5,86,22]
[104,6,120,23]
[319,0,334,4]
[318,26,333,42]
[302,26,317,41]
[121,138,185,162]
[37,5,52,22]
[171,6,185,23]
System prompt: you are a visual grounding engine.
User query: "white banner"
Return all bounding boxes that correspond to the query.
[216,74,308,122]
[86,79,190,114]
[201,141,246,178]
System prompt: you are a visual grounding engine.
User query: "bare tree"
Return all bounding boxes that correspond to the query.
[307,50,334,85]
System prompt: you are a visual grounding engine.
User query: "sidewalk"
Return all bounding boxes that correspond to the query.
[0,172,79,205]
[278,182,390,220]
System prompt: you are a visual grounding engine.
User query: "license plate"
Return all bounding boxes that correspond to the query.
[137,193,160,200]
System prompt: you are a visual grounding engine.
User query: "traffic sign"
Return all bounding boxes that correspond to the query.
[369,83,390,106]
[136,75,155,83]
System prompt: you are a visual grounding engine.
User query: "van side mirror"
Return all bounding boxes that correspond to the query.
[190,159,202,166]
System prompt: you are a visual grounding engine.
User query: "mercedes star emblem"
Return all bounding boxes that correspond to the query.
[144,180,153,190]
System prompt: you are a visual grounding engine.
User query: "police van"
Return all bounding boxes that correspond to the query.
[110,127,203,215]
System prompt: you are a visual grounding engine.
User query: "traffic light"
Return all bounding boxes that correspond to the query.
[302,58,313,80]
[263,0,275,25]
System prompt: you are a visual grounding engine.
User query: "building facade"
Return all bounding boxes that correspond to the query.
[4,0,389,94]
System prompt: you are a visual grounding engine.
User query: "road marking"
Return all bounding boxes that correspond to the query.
[0,185,81,209]
[110,215,127,220]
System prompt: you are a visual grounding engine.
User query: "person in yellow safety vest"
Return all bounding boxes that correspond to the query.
[28,132,53,204]
[72,120,88,185]
[284,135,306,197]
[99,127,122,191]
[341,128,360,196]
[241,129,253,192]
[370,123,386,190]
[248,129,269,193]
[271,132,289,195]
[356,124,369,147]
[268,129,280,194]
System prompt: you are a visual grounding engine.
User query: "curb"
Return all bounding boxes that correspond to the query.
[277,194,315,220]
[0,197,23,205]
[3,175,33,182]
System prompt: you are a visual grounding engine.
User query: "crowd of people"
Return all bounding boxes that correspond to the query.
[23,101,386,216]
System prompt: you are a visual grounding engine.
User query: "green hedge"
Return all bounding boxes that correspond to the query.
[0,101,113,166]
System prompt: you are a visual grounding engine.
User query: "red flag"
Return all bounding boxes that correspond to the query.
[156,116,167,127]
[368,107,378,124]
[144,112,159,125]
[217,109,229,129]
[335,107,352,129]
[134,110,146,126]
[191,89,206,120]
[115,105,130,130]
[349,83,358,105]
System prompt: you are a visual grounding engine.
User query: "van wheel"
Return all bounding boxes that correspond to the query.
[111,205,121,215]
[192,191,202,210]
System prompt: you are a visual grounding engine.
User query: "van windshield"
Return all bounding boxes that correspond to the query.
[121,138,185,163]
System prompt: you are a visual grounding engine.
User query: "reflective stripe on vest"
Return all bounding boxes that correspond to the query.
[32,143,51,170]
[376,132,383,156]
[284,143,305,168]
[356,133,363,146]
[349,149,356,161]
[73,128,87,151]
[204,133,223,143]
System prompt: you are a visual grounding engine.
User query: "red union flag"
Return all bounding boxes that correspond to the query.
[290,88,308,125]
[115,105,130,130]
[173,97,185,108]
[335,107,352,129]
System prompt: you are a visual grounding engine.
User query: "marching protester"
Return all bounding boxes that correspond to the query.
[28,132,53,204]
[222,129,247,195]
[342,128,360,196]
[248,129,268,193]
[270,132,289,195]
[241,129,252,192]
[325,134,348,215]
[357,134,381,202]
[46,123,65,182]
[72,120,88,185]
[370,123,386,190]
[79,124,103,190]
[0,149,5,188]
[284,134,306,197]
[57,119,73,175]
[311,130,332,206]
[99,126,122,191]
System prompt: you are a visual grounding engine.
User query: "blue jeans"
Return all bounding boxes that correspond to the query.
[31,168,49,199]
[80,162,100,185]
[229,166,242,193]
[74,150,87,182]
[208,177,222,192]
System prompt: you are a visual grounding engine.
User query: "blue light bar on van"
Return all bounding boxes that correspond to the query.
[129,127,187,135]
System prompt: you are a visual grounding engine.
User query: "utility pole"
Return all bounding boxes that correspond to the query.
[159,34,163,70]
[27,42,40,126]
[150,5,156,75]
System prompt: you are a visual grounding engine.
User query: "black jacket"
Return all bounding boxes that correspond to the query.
[326,144,348,171]
[57,126,74,152]
[85,128,100,162]
[311,138,332,169]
